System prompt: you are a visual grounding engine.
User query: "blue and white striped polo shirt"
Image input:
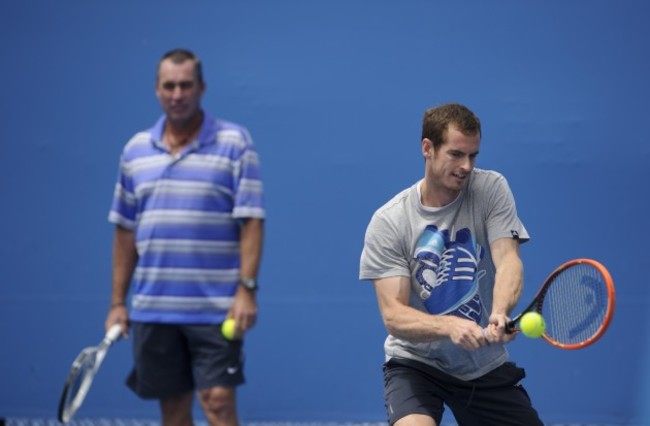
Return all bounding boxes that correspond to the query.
[108,112,265,324]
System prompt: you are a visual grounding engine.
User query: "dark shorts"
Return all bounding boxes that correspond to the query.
[127,322,245,400]
[383,358,543,426]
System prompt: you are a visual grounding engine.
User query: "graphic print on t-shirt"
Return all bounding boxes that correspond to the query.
[413,225,485,322]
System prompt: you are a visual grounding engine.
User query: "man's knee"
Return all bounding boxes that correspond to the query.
[160,392,194,426]
[199,387,237,424]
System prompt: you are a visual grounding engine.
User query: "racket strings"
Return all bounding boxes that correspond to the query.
[542,264,609,345]
[61,349,98,421]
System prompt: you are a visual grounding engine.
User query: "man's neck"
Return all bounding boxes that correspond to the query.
[419,179,459,208]
[164,111,203,152]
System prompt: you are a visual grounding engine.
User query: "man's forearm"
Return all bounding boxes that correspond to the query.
[492,254,523,316]
[240,218,264,279]
[112,225,138,305]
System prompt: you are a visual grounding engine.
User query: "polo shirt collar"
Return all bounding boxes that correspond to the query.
[150,110,218,149]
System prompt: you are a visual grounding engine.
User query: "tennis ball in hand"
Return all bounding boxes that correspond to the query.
[520,312,546,338]
[222,318,238,340]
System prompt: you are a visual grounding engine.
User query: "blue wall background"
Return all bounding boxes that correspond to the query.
[1,1,649,424]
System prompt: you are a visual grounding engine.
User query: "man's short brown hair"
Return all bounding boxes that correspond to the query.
[157,48,204,86]
[422,103,481,151]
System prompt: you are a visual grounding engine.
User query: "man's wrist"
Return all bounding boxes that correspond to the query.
[239,277,258,291]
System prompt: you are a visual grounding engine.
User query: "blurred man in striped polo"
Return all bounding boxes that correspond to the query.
[105,48,265,426]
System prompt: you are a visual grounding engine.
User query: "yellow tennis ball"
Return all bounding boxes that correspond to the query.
[520,312,546,338]
[222,318,237,340]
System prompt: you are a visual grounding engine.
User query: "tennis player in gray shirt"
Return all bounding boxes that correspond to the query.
[360,103,543,426]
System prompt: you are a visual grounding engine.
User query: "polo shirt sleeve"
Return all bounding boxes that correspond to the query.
[108,154,138,230]
[232,129,265,220]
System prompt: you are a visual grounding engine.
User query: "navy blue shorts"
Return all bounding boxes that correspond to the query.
[383,358,543,426]
[127,322,245,399]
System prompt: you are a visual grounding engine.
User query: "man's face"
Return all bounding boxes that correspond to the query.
[155,59,205,125]
[425,125,481,195]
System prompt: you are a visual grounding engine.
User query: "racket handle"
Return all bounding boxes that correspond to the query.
[105,323,123,343]
[505,320,516,334]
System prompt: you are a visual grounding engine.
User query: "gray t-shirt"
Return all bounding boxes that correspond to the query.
[359,168,529,381]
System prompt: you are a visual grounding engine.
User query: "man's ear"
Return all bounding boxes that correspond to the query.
[422,138,433,158]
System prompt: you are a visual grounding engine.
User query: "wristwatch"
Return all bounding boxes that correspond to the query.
[240,277,258,291]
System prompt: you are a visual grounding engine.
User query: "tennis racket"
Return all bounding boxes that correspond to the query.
[506,258,615,350]
[57,323,124,423]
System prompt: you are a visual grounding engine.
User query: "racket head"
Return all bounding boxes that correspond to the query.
[57,324,123,423]
[57,347,99,423]
[537,258,615,349]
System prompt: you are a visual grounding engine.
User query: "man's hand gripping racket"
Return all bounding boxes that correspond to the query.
[506,258,615,350]
[57,323,124,423]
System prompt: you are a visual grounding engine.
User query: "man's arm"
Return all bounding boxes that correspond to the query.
[105,225,137,335]
[487,237,524,341]
[373,276,488,351]
[230,218,264,333]
[240,218,264,283]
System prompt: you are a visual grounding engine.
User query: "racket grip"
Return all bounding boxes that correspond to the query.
[505,320,516,334]
[105,323,123,343]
